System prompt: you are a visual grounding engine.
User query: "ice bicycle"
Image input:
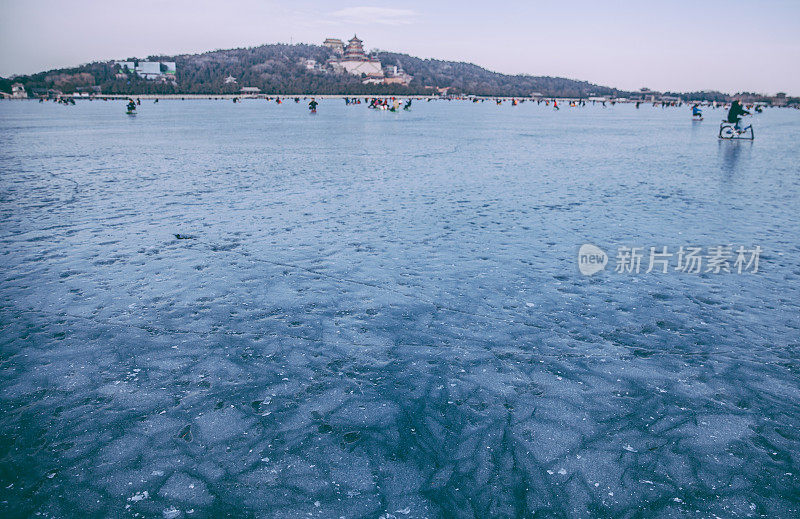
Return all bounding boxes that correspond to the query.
[719,116,754,140]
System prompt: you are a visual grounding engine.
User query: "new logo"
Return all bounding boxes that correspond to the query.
[578,244,607,276]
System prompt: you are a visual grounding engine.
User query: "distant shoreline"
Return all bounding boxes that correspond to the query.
[5,94,491,100]
[4,95,795,107]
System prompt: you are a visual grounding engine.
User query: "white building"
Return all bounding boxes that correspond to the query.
[383,65,413,85]
[339,60,383,76]
[11,83,27,99]
[136,61,161,79]
[224,75,237,84]
[114,61,176,80]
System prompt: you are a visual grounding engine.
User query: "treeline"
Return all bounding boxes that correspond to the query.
[663,90,730,102]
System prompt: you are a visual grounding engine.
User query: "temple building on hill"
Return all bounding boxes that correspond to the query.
[384,65,413,86]
[326,35,384,79]
[323,38,344,55]
[343,35,367,60]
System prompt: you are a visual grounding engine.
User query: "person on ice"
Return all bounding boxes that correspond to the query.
[727,100,750,130]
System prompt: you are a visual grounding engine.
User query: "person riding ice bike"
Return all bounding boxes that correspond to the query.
[719,100,754,139]
[727,100,750,131]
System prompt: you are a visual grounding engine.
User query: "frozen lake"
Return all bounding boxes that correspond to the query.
[1,99,799,518]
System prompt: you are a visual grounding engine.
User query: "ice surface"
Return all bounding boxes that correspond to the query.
[158,472,213,506]
[1,100,799,517]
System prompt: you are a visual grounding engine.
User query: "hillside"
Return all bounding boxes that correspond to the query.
[374,52,619,98]
[2,43,624,98]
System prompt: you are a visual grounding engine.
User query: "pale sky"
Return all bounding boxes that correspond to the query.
[1,0,798,95]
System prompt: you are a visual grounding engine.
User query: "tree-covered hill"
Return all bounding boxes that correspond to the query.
[3,43,627,97]
[374,52,620,98]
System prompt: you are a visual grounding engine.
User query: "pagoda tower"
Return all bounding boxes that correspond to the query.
[343,35,367,61]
